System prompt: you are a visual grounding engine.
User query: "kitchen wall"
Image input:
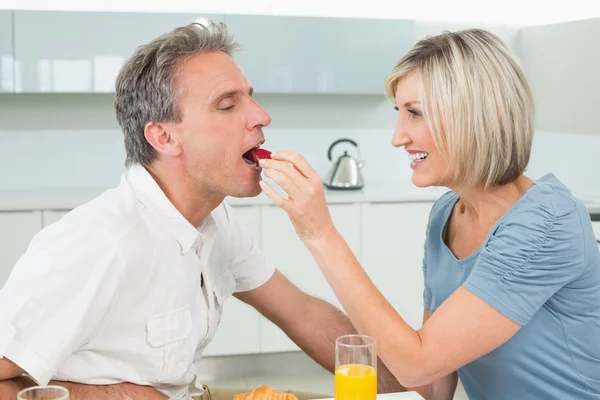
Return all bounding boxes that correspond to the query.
[0,92,405,191]
[517,18,600,136]
[0,20,598,200]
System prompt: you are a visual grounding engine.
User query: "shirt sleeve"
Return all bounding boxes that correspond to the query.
[464,191,585,325]
[0,223,123,385]
[423,237,433,311]
[223,204,275,293]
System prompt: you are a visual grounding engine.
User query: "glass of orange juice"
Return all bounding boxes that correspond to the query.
[335,334,377,400]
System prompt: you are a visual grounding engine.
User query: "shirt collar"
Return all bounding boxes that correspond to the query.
[125,164,216,255]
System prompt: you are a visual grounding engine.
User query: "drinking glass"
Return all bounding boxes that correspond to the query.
[335,334,377,400]
[17,385,69,400]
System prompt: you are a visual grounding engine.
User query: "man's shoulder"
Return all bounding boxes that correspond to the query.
[36,184,144,248]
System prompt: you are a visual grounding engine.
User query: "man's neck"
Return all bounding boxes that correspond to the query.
[145,164,224,228]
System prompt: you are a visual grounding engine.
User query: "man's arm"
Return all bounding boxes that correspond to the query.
[0,374,167,399]
[235,270,405,394]
[0,357,23,381]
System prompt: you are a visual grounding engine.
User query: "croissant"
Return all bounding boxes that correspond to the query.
[233,385,299,400]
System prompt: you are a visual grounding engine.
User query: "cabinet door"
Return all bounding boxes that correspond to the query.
[0,211,42,288]
[0,11,13,92]
[361,202,433,330]
[259,203,361,352]
[203,205,262,356]
[13,11,222,92]
[42,210,70,227]
[225,15,415,94]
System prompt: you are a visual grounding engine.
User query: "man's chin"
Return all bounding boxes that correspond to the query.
[227,182,262,199]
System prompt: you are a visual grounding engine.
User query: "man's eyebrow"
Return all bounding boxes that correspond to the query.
[211,87,254,104]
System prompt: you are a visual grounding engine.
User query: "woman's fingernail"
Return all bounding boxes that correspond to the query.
[259,159,266,165]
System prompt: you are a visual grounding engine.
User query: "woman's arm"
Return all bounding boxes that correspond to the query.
[258,152,521,387]
[304,228,520,387]
[413,310,458,400]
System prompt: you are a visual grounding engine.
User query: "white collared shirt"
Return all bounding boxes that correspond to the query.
[0,165,275,399]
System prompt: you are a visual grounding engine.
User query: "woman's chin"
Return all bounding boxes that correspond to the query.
[411,174,434,188]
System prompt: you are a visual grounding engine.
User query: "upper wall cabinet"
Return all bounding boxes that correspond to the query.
[0,11,14,92]
[225,15,415,94]
[13,11,223,93]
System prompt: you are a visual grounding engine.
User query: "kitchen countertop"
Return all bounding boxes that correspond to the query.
[0,184,447,211]
[1,185,598,213]
[592,221,600,241]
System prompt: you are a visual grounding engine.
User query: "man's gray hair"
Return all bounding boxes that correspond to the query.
[115,21,239,167]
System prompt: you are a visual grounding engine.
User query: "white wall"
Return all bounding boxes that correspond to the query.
[415,21,520,50]
[527,131,600,200]
[517,18,600,135]
[1,104,598,197]
[0,21,597,200]
[0,93,404,191]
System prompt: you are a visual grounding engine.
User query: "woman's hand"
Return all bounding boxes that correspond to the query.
[259,150,336,244]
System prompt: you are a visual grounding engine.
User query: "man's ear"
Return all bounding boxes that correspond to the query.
[144,121,182,158]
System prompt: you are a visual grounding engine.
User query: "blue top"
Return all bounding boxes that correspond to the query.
[423,174,600,400]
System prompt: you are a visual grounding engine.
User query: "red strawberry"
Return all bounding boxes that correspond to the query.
[255,148,272,160]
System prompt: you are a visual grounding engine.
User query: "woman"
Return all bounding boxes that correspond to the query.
[257,29,600,400]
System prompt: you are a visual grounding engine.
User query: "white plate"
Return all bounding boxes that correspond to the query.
[316,392,424,400]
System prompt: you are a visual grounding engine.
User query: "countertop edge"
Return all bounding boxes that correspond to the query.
[0,187,444,211]
[1,187,598,212]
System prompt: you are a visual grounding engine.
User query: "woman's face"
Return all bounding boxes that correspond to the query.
[391,73,451,188]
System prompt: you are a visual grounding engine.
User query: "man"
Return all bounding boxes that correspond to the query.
[0,22,402,399]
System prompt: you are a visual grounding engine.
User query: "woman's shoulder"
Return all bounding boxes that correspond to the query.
[498,174,586,254]
[520,174,581,216]
[510,174,584,226]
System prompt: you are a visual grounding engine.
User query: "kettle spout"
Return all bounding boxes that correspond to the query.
[357,160,365,169]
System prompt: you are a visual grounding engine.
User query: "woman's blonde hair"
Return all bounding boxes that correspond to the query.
[385,29,535,189]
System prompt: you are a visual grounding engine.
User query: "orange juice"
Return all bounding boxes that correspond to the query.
[335,364,377,400]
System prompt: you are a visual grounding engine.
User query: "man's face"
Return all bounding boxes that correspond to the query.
[164,51,272,198]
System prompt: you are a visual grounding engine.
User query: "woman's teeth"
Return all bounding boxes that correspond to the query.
[409,152,429,162]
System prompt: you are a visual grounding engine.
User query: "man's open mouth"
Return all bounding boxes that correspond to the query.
[243,144,271,168]
[242,145,262,167]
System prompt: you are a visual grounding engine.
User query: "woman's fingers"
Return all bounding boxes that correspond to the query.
[269,150,321,181]
[259,159,312,194]
[259,180,288,210]
[263,168,302,200]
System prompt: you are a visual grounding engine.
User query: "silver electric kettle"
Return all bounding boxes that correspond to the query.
[324,138,365,190]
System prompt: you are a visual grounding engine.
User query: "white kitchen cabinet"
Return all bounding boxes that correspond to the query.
[259,203,361,352]
[0,211,42,288]
[13,11,223,92]
[203,205,262,356]
[225,15,415,94]
[42,210,70,226]
[0,11,13,92]
[361,202,433,330]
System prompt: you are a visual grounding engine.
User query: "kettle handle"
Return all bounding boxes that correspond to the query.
[327,138,359,161]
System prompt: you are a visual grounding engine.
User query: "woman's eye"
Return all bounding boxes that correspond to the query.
[408,109,422,118]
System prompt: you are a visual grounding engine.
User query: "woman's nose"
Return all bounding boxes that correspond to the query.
[392,124,411,148]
